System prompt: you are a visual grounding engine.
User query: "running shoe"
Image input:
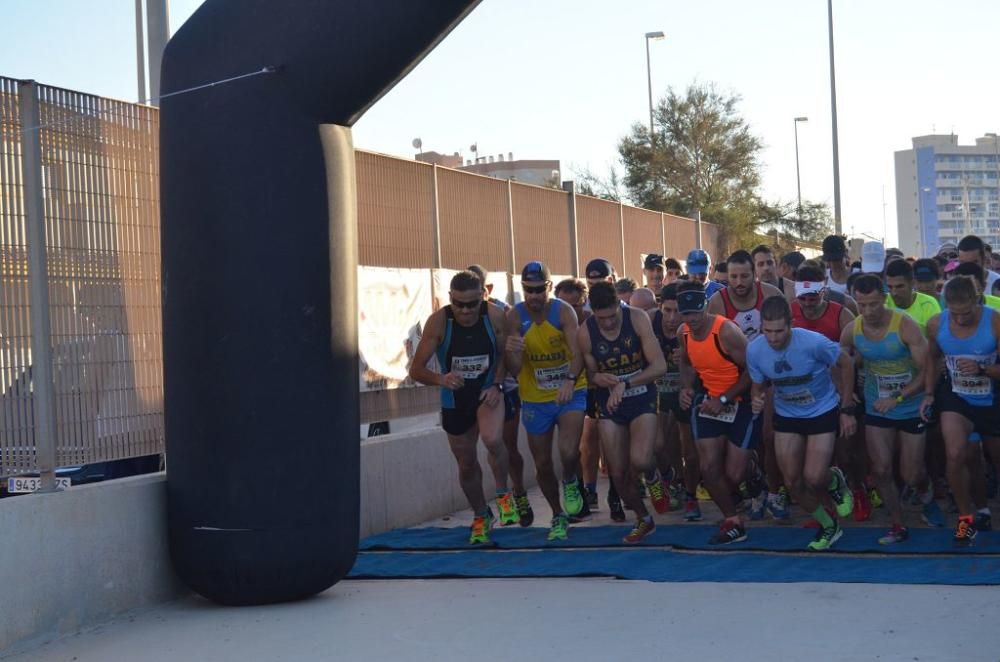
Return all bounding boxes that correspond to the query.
[623,517,656,544]
[946,493,959,514]
[921,499,945,528]
[469,514,492,545]
[608,495,626,522]
[878,525,909,545]
[953,515,977,547]
[585,486,599,509]
[563,480,584,516]
[974,512,992,532]
[807,521,843,551]
[868,485,883,509]
[828,467,854,518]
[496,491,520,526]
[515,493,534,527]
[708,519,747,545]
[646,476,670,514]
[766,491,791,521]
[667,481,683,511]
[851,485,871,522]
[569,493,592,523]
[696,484,712,501]
[683,497,703,522]
[547,514,569,541]
[749,488,768,521]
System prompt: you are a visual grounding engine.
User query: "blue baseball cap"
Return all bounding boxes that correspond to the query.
[520,260,550,283]
[686,249,710,275]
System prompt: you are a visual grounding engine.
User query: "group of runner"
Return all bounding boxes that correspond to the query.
[409,232,1000,550]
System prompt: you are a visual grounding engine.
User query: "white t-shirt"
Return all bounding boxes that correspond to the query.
[825,271,848,295]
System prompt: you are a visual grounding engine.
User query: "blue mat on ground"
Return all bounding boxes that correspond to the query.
[359,525,1000,555]
[348,548,1000,585]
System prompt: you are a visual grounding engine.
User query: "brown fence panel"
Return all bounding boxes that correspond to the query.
[576,195,623,275]
[437,168,510,273]
[701,222,721,261]
[622,206,663,281]
[664,213,698,262]
[510,183,572,275]
[356,150,434,268]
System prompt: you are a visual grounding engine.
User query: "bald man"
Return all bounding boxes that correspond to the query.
[631,288,658,314]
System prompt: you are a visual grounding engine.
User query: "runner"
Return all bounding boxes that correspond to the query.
[922,276,1000,546]
[585,258,617,289]
[409,270,514,544]
[713,261,729,288]
[842,274,942,544]
[747,296,856,550]
[615,277,637,304]
[664,257,683,285]
[555,278,600,516]
[677,280,761,544]
[643,254,666,294]
[912,258,943,297]
[957,234,1000,296]
[654,283,701,520]
[686,249,725,298]
[791,261,855,341]
[752,244,795,300]
[707,250,784,519]
[822,235,852,295]
[884,259,941,334]
[578,282,668,542]
[505,261,589,541]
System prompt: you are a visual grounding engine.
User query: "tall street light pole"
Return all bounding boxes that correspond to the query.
[645,31,665,142]
[828,0,842,234]
[794,117,808,218]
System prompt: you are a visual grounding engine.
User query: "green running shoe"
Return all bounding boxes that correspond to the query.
[828,467,854,518]
[469,513,492,545]
[547,514,569,541]
[515,493,534,527]
[496,491,520,526]
[807,521,843,551]
[563,480,584,516]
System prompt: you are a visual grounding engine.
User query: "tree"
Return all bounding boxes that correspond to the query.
[575,164,623,202]
[617,83,764,251]
[757,200,834,245]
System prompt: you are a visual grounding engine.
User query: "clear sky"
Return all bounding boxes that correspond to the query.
[4,0,1000,249]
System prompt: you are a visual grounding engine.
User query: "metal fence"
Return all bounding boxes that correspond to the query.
[0,78,164,478]
[1,78,719,468]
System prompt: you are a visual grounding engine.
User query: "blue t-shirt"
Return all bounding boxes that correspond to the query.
[705,280,725,299]
[746,328,842,418]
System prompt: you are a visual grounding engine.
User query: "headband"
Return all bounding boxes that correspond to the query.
[677,290,707,313]
[794,281,825,297]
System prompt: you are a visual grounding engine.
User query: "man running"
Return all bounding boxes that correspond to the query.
[665,257,683,285]
[643,254,666,294]
[912,258,943,297]
[842,274,941,544]
[686,249,725,298]
[752,244,794,300]
[922,276,1000,546]
[884,259,941,334]
[654,283,701,520]
[506,261,589,541]
[822,235,852,295]
[578,282,668,542]
[747,296,856,550]
[957,234,1000,296]
[409,270,514,544]
[791,261,855,341]
[677,281,761,544]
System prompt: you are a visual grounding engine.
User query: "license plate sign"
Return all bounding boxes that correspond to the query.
[6,477,71,493]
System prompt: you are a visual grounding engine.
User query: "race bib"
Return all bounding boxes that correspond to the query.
[779,389,815,406]
[657,372,681,394]
[875,372,910,400]
[451,354,489,380]
[620,370,647,398]
[699,401,737,423]
[947,355,994,397]
[535,363,570,390]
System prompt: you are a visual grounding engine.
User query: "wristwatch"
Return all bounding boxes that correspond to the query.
[719,394,729,405]
[895,394,905,404]
[840,404,857,416]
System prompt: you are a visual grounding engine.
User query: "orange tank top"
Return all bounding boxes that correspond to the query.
[682,315,740,399]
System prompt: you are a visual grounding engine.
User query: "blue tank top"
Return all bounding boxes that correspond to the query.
[436,302,498,409]
[852,311,920,419]
[586,306,650,398]
[936,308,998,407]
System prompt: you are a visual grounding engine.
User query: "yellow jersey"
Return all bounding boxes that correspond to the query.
[514,299,587,403]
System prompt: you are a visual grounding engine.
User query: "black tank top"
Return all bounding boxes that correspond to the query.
[436,301,497,409]
[586,306,650,397]
[652,310,681,393]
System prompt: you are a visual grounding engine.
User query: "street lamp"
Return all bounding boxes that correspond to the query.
[793,117,808,218]
[645,31,665,142]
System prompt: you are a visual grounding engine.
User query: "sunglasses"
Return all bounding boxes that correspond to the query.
[522,283,549,294]
[450,297,480,310]
[940,252,958,260]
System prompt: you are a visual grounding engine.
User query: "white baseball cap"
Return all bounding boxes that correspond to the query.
[861,241,885,274]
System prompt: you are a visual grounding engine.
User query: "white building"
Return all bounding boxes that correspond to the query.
[895,134,1000,257]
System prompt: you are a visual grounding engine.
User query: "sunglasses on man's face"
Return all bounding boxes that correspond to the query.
[522,283,548,294]
[450,297,480,310]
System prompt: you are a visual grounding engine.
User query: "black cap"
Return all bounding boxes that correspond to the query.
[520,260,550,283]
[913,261,938,282]
[466,264,487,282]
[585,258,614,279]
[643,254,665,270]
[822,235,847,261]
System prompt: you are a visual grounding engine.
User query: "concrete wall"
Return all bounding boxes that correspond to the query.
[1,423,552,653]
[0,473,183,654]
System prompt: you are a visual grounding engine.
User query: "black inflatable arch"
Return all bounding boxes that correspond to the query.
[161,0,481,605]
